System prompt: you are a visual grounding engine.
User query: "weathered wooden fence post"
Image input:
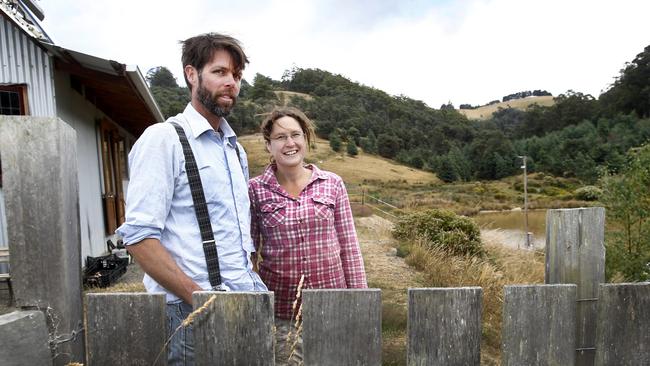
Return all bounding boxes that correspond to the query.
[192,291,275,366]
[0,310,52,366]
[303,289,382,366]
[546,207,605,366]
[85,293,167,365]
[0,116,84,365]
[407,287,482,366]
[594,283,650,366]
[502,284,577,365]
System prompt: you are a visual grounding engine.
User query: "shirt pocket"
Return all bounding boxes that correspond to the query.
[260,201,287,227]
[311,195,335,220]
[197,163,229,203]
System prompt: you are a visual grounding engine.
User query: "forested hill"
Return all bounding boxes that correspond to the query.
[147,44,650,184]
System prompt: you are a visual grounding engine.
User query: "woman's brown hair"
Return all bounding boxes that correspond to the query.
[260,107,316,149]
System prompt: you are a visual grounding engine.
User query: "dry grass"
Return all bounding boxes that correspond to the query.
[403,237,544,364]
[319,153,438,186]
[350,202,373,217]
[458,96,555,120]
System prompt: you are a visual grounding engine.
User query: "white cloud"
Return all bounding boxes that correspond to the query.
[39,0,650,107]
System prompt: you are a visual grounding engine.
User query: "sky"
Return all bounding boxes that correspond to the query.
[38,0,650,108]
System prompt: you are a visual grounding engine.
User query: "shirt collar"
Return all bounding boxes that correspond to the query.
[260,163,329,189]
[307,164,329,183]
[182,103,238,146]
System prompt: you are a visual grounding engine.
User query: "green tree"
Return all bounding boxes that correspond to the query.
[227,102,258,134]
[347,126,361,145]
[410,155,424,169]
[346,140,358,156]
[467,129,517,180]
[447,146,472,181]
[329,131,342,152]
[249,73,278,104]
[600,44,650,118]
[377,133,401,158]
[150,86,190,118]
[436,156,459,182]
[600,144,650,281]
[360,130,378,154]
[146,66,178,88]
[239,79,252,98]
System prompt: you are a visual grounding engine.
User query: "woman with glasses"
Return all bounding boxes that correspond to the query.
[248,106,367,364]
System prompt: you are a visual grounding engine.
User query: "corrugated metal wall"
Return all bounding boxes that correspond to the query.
[0,15,56,116]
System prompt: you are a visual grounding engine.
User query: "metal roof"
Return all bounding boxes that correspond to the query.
[42,43,165,135]
[0,0,50,42]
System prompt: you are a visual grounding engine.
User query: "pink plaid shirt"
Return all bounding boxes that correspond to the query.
[249,164,367,319]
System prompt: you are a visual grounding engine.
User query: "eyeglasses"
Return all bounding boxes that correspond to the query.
[270,131,305,143]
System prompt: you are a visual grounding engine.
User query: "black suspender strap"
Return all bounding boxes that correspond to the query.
[169,122,223,288]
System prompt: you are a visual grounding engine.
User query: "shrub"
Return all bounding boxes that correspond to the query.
[574,185,602,201]
[393,209,484,256]
[540,186,565,196]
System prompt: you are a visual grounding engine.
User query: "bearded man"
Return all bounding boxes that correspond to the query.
[117,33,266,366]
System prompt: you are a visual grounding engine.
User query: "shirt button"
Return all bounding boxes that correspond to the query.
[302,257,306,261]
[299,219,303,223]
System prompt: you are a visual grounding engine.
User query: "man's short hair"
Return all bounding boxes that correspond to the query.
[180,33,249,90]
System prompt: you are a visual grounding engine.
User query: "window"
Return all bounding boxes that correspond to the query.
[99,120,128,235]
[0,85,28,115]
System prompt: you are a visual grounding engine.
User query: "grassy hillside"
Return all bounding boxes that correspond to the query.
[274,90,313,106]
[238,134,439,186]
[458,96,555,120]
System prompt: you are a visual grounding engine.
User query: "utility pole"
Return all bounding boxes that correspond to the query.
[518,156,531,248]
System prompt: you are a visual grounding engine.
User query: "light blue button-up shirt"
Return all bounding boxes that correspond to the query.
[117,104,266,302]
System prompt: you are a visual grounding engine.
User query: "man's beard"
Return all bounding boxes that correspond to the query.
[196,76,237,118]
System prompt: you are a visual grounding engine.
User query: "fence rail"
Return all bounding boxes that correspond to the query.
[348,189,403,221]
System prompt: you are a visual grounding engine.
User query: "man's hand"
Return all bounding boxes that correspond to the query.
[251,251,263,273]
[127,238,203,305]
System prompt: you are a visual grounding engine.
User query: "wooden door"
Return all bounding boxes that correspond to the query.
[99,120,126,234]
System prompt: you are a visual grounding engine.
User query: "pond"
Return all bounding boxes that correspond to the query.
[473,209,547,250]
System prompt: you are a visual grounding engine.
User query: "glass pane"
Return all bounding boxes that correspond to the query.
[0,90,21,115]
[9,93,19,109]
[0,92,9,107]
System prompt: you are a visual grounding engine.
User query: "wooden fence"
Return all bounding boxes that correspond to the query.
[77,283,650,366]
